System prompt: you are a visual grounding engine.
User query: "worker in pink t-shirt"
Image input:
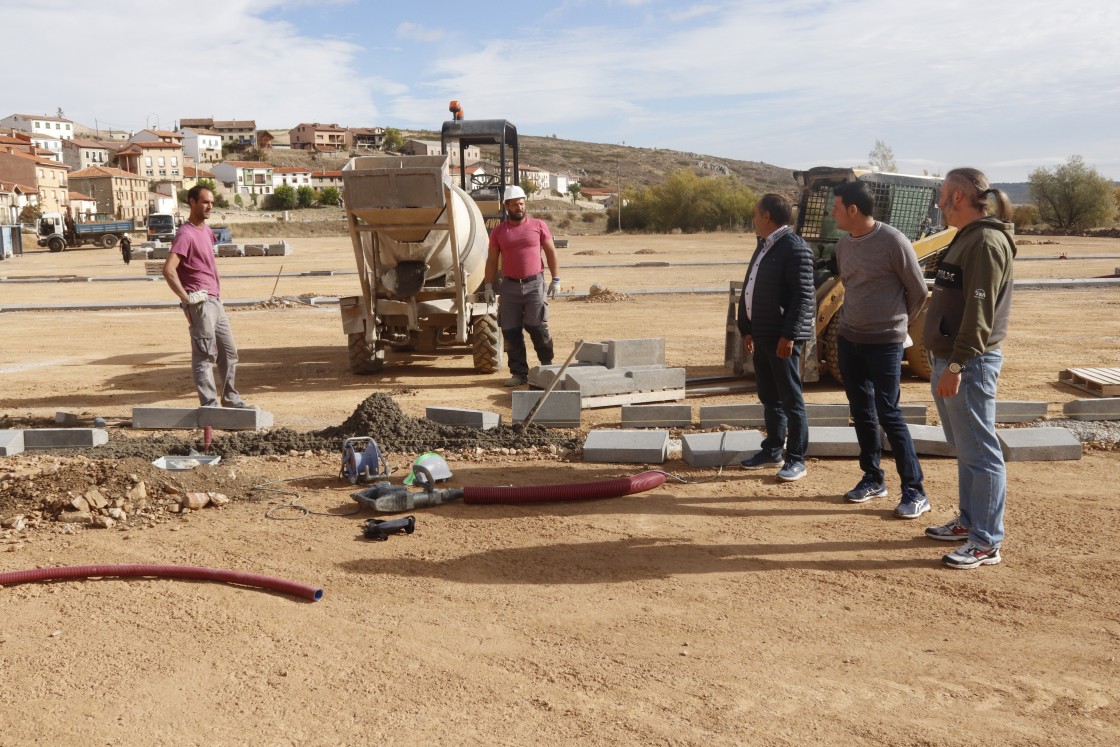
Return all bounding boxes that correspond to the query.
[162,186,251,409]
[483,185,561,387]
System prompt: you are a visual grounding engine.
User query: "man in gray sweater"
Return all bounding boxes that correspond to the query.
[832,181,930,518]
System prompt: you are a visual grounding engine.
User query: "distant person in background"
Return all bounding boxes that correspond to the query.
[923,168,1016,569]
[63,207,77,246]
[162,185,252,409]
[831,180,931,518]
[483,185,561,387]
[736,193,815,482]
[120,234,132,265]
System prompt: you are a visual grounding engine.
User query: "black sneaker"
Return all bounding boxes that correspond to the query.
[845,474,887,503]
[740,452,784,470]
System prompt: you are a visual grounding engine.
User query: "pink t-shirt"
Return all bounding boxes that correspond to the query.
[489,218,552,279]
[170,222,221,298]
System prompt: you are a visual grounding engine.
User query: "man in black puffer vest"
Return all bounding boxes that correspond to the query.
[736,193,816,481]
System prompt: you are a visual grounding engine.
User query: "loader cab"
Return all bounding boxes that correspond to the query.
[440,114,519,224]
[793,167,946,287]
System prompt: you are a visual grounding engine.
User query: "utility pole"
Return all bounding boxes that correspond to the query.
[616,162,622,233]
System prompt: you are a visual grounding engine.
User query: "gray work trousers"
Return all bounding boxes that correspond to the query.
[499,275,554,378]
[185,297,242,407]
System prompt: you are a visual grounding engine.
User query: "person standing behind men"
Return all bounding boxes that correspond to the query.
[162,185,251,409]
[924,168,1016,569]
[737,193,816,481]
[120,233,132,265]
[831,181,931,518]
[483,185,561,387]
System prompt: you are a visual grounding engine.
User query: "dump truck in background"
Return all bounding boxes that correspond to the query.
[726,167,957,384]
[338,113,521,375]
[36,212,134,252]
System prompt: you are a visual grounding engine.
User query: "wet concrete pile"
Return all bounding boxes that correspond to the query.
[99,393,578,461]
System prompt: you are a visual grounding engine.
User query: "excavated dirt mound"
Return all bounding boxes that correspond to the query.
[92,393,578,462]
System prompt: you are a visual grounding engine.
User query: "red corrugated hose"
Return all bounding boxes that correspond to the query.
[462,470,667,504]
[0,564,323,602]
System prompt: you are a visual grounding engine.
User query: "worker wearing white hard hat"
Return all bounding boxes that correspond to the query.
[483,184,562,386]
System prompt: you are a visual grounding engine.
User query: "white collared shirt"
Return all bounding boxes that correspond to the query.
[743,225,791,320]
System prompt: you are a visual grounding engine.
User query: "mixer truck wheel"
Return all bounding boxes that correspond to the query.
[348,333,385,374]
[102,234,119,249]
[904,304,933,380]
[471,314,501,374]
[822,316,844,385]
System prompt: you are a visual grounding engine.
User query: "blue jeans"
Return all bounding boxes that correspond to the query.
[752,338,807,463]
[931,351,1006,548]
[838,337,924,492]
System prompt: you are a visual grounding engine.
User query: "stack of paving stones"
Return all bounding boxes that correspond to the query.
[213,241,291,258]
[521,338,686,422]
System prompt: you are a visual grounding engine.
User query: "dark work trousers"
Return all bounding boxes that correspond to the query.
[499,275,554,377]
[752,337,808,464]
[837,336,925,491]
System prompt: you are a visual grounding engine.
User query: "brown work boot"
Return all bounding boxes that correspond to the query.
[503,375,527,387]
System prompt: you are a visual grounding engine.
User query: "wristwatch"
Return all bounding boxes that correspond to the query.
[948,362,965,374]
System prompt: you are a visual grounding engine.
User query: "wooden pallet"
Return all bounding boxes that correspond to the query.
[1059,367,1120,397]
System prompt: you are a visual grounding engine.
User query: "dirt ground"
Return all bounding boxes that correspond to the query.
[2,231,1119,746]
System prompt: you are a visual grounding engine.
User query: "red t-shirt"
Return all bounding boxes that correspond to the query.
[489,218,552,279]
[170,222,221,298]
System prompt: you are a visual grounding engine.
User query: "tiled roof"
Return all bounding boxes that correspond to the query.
[212,120,256,129]
[68,190,97,201]
[68,166,146,179]
[273,166,311,173]
[223,161,271,168]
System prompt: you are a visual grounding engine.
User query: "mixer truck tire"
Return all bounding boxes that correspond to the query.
[904,304,932,380]
[822,316,843,385]
[348,333,385,374]
[102,234,119,249]
[471,314,501,374]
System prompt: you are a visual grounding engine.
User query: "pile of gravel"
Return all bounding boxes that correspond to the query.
[1038,418,1120,444]
[99,393,578,460]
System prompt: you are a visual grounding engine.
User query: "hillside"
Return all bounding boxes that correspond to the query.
[250,132,800,197]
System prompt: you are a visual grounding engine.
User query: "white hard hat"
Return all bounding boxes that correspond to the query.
[503,185,527,202]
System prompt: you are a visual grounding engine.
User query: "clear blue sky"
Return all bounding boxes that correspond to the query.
[3,0,1118,182]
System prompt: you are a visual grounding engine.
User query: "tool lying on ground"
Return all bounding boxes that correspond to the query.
[340,437,390,484]
[402,452,453,488]
[363,516,417,541]
[350,481,464,513]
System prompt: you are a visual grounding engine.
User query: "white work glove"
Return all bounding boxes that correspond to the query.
[186,289,208,305]
[482,283,496,304]
[548,278,560,299]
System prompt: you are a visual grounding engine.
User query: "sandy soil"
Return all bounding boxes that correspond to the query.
[2,231,1119,745]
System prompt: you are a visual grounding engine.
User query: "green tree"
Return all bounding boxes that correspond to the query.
[1011,204,1040,227]
[19,204,42,223]
[234,194,244,208]
[272,184,296,211]
[1028,155,1117,230]
[610,170,756,233]
[318,186,341,207]
[382,127,404,151]
[296,185,315,208]
[567,182,582,202]
[868,139,897,172]
[520,179,538,198]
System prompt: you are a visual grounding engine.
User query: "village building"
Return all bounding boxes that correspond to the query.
[0,147,69,213]
[67,166,149,221]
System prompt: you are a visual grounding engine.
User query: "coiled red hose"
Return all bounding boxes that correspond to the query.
[463,470,667,504]
[0,564,322,602]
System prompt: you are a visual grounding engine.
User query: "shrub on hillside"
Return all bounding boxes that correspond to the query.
[610,169,756,233]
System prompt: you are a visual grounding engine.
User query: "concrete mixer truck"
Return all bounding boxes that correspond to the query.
[338,112,520,374]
